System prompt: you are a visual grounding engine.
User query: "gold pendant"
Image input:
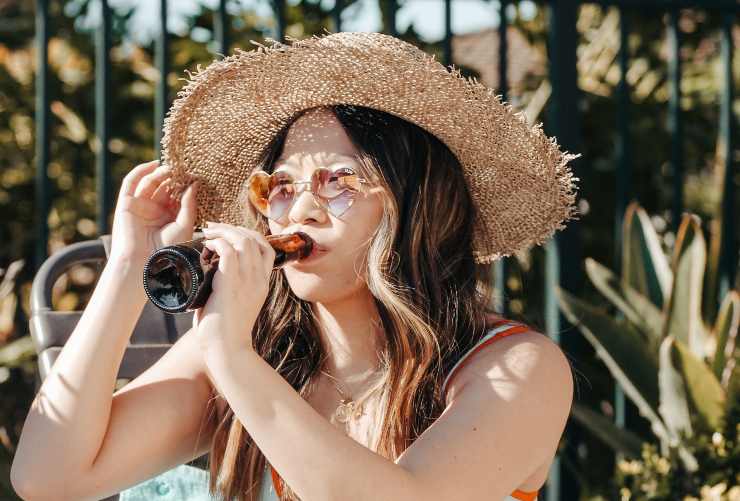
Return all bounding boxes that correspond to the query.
[335,398,364,423]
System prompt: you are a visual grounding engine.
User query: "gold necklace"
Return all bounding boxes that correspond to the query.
[320,369,386,425]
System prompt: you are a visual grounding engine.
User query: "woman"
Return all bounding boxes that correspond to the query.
[12,32,577,501]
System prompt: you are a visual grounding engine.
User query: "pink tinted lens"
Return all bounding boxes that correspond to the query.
[267,189,293,219]
[317,168,361,217]
[266,176,295,220]
[326,191,355,217]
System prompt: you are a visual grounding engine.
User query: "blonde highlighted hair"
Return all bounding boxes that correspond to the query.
[196,104,510,500]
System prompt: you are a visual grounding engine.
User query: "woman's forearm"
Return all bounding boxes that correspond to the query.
[11,257,148,489]
[204,346,422,501]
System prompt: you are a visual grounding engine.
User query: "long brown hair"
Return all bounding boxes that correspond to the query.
[196,104,505,500]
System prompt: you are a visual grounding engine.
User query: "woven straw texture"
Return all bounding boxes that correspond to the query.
[161,31,580,264]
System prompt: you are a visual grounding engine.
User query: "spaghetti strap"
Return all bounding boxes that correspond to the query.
[511,488,540,500]
[442,321,530,399]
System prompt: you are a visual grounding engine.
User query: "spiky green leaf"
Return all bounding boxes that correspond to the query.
[658,336,693,442]
[664,214,709,360]
[672,337,726,432]
[555,286,668,443]
[585,257,663,351]
[622,202,672,308]
[712,291,739,388]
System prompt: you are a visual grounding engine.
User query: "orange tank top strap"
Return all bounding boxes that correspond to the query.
[270,464,284,497]
[512,487,540,500]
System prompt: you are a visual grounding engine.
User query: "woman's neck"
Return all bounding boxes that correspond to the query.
[311,288,386,383]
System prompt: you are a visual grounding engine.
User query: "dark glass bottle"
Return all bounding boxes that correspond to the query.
[142,231,314,313]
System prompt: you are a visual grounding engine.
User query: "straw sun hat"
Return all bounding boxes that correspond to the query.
[162,30,580,264]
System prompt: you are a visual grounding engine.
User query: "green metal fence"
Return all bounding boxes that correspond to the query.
[31,1,737,499]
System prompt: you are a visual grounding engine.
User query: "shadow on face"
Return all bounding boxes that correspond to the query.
[267,107,386,304]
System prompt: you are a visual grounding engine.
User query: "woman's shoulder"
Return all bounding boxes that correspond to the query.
[443,316,572,404]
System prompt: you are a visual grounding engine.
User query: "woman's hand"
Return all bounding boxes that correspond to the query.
[109,160,199,266]
[193,222,276,356]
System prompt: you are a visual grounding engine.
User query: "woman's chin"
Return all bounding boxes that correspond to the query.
[283,272,362,303]
[283,272,328,298]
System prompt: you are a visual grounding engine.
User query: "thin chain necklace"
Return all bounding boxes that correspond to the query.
[320,368,386,426]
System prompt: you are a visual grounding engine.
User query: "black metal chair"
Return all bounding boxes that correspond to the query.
[28,234,208,500]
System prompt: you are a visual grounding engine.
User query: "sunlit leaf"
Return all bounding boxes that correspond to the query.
[673,337,726,433]
[712,291,739,388]
[622,202,673,309]
[585,257,663,352]
[664,214,709,360]
[658,336,693,442]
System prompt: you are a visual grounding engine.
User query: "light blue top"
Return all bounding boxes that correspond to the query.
[118,462,537,501]
[118,463,278,501]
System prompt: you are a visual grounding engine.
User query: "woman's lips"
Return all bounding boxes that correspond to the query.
[295,245,328,264]
[280,232,328,262]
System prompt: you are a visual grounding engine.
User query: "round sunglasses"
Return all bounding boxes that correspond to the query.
[245,166,375,221]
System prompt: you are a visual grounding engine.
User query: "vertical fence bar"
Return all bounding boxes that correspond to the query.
[717,10,737,300]
[34,0,50,271]
[544,247,561,501]
[95,0,112,235]
[493,0,510,316]
[614,7,631,272]
[332,0,343,32]
[443,0,452,67]
[154,0,168,157]
[667,8,683,233]
[386,0,397,37]
[273,0,286,42]
[612,5,631,477]
[215,0,230,56]
[497,0,508,100]
[546,0,582,499]
[153,0,177,343]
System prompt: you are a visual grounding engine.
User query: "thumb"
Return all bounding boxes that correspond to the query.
[176,181,199,230]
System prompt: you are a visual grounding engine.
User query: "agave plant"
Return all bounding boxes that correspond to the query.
[555,201,738,477]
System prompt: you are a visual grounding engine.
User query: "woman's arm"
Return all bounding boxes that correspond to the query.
[12,256,220,501]
[11,160,204,500]
[204,328,573,501]
[11,258,148,492]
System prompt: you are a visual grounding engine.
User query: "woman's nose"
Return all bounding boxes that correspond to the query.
[288,189,327,224]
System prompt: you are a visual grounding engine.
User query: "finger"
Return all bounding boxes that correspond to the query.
[202,225,254,276]
[249,232,277,277]
[134,165,173,199]
[176,181,199,231]
[243,238,264,278]
[205,223,271,255]
[151,177,174,206]
[119,194,171,222]
[225,228,276,277]
[202,237,238,278]
[120,160,159,198]
[201,225,253,254]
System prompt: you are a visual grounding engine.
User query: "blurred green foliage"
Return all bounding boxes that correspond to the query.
[557,201,738,499]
